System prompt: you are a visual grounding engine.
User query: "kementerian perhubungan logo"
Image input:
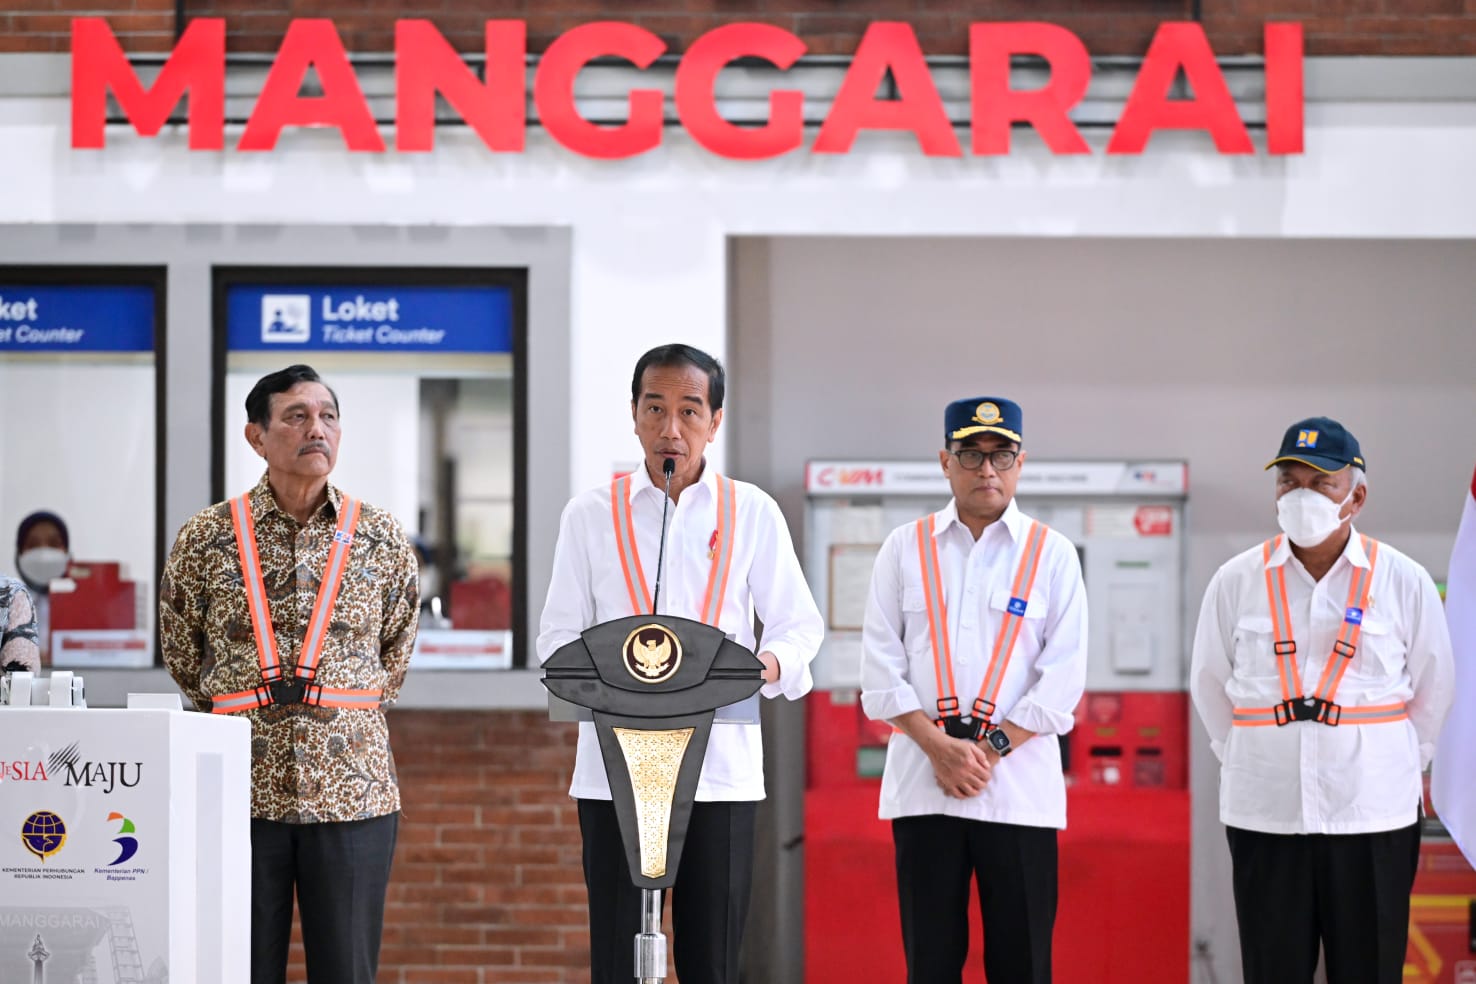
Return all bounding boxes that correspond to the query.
[21,811,66,863]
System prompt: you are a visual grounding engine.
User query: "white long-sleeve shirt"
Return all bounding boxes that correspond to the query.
[861,499,1088,827]
[537,463,823,801]
[1190,528,1454,835]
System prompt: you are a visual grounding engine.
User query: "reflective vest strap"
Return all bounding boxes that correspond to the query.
[1311,536,1379,705]
[610,476,653,615]
[700,477,737,626]
[1232,701,1407,727]
[1230,707,1279,727]
[305,685,384,709]
[230,494,283,682]
[1262,537,1303,703]
[975,521,1048,720]
[210,685,383,712]
[916,517,957,706]
[1335,701,1407,724]
[211,687,270,714]
[297,496,362,679]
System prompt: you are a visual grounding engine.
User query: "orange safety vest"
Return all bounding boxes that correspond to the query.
[212,493,383,713]
[611,473,737,623]
[1231,535,1407,728]
[915,515,1049,741]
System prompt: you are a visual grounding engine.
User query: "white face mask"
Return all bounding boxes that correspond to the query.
[17,547,70,591]
[1276,487,1355,548]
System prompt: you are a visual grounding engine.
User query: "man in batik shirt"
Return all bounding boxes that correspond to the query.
[161,363,418,984]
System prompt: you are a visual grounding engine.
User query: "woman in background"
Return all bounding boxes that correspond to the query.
[14,510,69,665]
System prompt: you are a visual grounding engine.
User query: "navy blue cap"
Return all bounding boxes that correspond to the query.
[945,397,1022,446]
[1266,416,1366,474]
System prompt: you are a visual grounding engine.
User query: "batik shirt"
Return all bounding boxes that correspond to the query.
[160,474,419,822]
[0,576,40,673]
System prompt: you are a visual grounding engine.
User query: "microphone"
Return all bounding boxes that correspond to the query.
[650,457,675,615]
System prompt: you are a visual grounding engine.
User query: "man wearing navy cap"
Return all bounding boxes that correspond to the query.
[1190,416,1453,984]
[861,397,1088,984]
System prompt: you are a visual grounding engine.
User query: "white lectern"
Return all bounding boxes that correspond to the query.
[0,708,250,984]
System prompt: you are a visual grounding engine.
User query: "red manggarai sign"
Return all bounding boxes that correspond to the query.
[70,19,1304,158]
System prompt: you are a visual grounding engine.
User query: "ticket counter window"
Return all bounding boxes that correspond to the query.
[0,277,162,668]
[217,273,524,669]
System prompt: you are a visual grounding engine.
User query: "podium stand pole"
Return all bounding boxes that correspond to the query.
[635,887,666,982]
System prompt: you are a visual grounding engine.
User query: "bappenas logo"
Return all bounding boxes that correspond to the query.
[49,742,143,795]
[106,812,139,866]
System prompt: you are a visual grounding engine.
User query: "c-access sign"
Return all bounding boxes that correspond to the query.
[70,18,1304,159]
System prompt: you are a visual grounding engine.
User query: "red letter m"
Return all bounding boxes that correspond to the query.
[72,18,225,150]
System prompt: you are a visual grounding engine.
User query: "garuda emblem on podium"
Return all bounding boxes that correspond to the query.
[622,624,683,684]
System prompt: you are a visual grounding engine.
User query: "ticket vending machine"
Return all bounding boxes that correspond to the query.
[802,460,1190,984]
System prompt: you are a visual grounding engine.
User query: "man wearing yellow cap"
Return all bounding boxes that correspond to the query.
[1190,416,1454,984]
[861,397,1088,984]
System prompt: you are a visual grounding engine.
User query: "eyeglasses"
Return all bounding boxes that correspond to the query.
[951,448,1019,472]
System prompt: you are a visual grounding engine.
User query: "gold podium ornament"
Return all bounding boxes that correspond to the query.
[614,726,694,878]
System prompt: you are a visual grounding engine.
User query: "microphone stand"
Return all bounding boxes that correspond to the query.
[636,455,675,984]
[650,457,674,616]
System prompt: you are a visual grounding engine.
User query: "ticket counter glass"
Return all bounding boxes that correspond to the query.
[213,268,526,668]
[0,269,163,668]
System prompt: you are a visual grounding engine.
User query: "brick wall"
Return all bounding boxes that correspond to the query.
[4,0,1476,55]
[285,710,600,984]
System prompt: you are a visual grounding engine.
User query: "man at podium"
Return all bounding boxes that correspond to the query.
[537,343,824,984]
[160,364,420,984]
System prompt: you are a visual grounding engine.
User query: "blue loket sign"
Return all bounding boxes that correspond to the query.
[0,285,155,352]
[225,284,514,354]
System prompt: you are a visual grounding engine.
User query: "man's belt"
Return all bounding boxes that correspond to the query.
[1232,698,1407,727]
[211,677,383,713]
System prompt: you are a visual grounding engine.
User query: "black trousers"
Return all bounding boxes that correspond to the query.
[578,798,756,984]
[1226,818,1422,984]
[892,815,1058,984]
[250,812,399,984]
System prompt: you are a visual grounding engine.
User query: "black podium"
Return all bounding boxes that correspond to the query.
[543,614,765,983]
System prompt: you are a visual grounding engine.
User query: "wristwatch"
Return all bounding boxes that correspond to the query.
[985,727,1013,757]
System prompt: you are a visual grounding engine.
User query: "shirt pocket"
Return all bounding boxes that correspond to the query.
[1346,613,1404,681]
[988,587,1048,652]
[901,587,937,661]
[1231,615,1281,679]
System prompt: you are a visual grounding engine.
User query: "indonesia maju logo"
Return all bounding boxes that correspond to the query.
[622,624,683,684]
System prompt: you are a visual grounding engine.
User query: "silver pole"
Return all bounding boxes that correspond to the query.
[634,888,666,983]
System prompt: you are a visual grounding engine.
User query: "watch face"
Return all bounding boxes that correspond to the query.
[988,729,1010,753]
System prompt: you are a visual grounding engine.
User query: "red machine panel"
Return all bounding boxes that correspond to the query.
[804,691,1190,984]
